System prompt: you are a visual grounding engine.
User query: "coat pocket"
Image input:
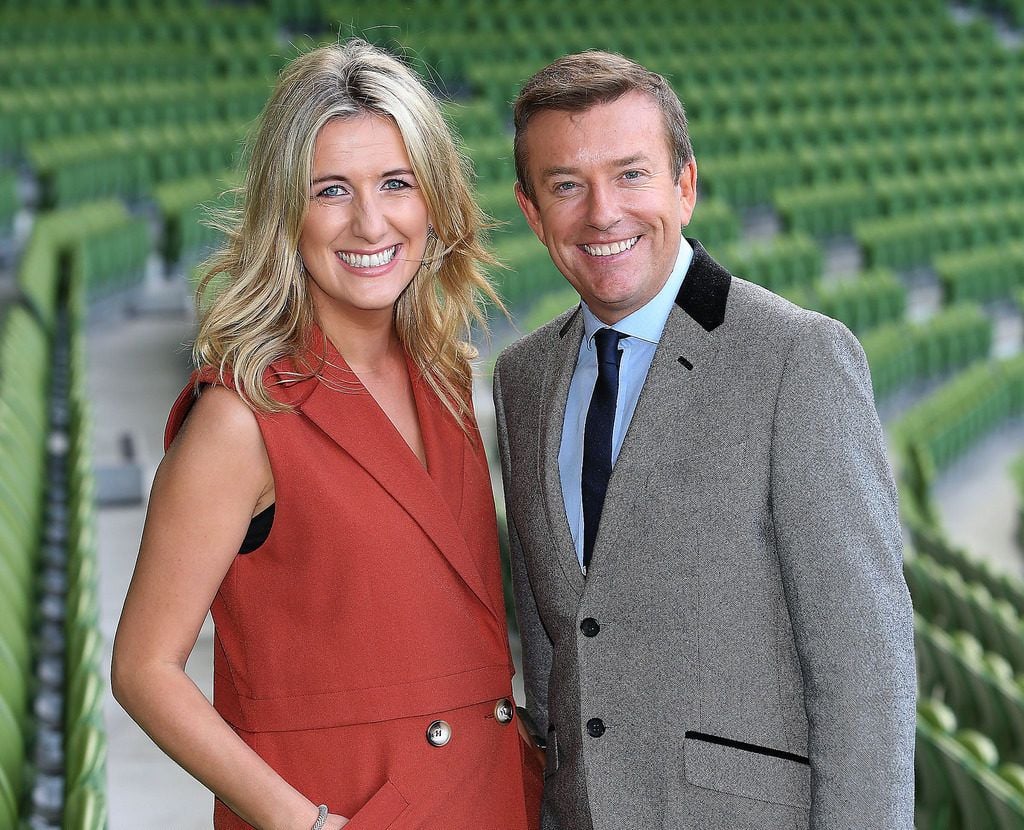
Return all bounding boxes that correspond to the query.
[683,732,810,810]
[343,779,410,830]
[543,728,559,779]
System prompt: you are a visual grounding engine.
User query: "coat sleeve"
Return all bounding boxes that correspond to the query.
[493,356,554,736]
[770,313,916,829]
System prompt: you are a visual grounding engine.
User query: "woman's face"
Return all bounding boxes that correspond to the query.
[298,114,431,323]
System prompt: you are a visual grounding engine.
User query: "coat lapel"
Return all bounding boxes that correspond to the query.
[589,240,731,573]
[538,306,587,596]
[288,330,500,626]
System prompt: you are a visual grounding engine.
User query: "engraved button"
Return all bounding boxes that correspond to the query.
[426,720,452,747]
[586,718,605,738]
[495,698,514,724]
[580,618,600,637]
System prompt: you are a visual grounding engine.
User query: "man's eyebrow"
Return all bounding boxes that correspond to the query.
[310,168,415,185]
[538,155,652,181]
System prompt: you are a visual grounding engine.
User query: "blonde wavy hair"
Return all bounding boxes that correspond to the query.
[194,39,500,424]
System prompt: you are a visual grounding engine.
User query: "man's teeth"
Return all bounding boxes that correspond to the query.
[582,236,640,257]
[338,245,398,268]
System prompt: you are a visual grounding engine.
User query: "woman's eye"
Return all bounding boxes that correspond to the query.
[316,184,344,198]
[383,178,411,191]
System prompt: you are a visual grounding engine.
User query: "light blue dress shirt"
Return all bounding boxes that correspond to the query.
[559,238,694,571]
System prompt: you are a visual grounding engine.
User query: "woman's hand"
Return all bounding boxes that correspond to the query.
[323,813,349,829]
[517,715,546,770]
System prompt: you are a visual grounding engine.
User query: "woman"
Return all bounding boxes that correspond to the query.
[112,40,541,830]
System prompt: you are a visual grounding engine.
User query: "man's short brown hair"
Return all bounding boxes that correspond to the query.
[513,51,693,203]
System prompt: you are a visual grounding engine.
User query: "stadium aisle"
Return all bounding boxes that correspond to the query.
[86,286,213,828]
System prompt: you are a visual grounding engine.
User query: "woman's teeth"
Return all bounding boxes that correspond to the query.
[338,245,398,268]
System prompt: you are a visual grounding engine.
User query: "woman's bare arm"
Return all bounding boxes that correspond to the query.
[111,387,346,830]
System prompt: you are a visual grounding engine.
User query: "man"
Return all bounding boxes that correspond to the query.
[492,51,916,830]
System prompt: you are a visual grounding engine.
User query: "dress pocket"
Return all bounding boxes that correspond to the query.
[342,779,410,830]
[683,731,810,810]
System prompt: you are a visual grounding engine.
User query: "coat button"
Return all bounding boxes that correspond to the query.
[495,698,514,724]
[426,720,452,747]
[580,618,600,637]
[586,718,605,738]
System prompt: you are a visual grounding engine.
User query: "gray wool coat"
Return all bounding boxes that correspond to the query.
[492,240,916,830]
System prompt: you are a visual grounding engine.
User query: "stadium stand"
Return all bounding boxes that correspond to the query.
[2,0,1023,826]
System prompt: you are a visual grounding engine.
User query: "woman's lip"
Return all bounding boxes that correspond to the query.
[336,243,399,256]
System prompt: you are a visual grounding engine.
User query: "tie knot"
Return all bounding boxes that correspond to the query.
[594,328,625,367]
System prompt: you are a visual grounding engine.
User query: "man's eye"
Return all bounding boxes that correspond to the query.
[554,181,577,193]
[622,170,643,180]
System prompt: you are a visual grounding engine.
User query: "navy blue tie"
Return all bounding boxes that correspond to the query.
[581,328,625,571]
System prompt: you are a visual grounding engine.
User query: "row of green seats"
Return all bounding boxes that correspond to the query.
[893,355,1024,496]
[465,136,516,185]
[0,5,275,48]
[702,129,1019,211]
[775,183,877,239]
[62,312,108,829]
[876,162,1024,219]
[29,120,248,209]
[857,200,1024,273]
[916,614,1024,765]
[936,242,1024,306]
[860,304,993,401]
[664,34,1010,91]
[154,172,237,265]
[1,78,271,157]
[16,201,140,323]
[476,180,528,232]
[917,697,1024,829]
[719,233,822,294]
[72,217,151,303]
[692,95,1024,161]
[0,304,51,826]
[906,552,1024,674]
[680,60,1021,121]
[0,169,16,232]
[914,526,1024,622]
[1,44,217,89]
[784,270,906,335]
[685,199,743,252]
[808,130,1020,188]
[443,99,507,142]
[491,233,564,308]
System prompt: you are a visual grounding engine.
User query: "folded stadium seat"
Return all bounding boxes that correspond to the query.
[62,783,107,830]
[0,766,16,830]
[0,697,24,805]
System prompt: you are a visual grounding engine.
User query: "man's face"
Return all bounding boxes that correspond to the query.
[515,91,697,325]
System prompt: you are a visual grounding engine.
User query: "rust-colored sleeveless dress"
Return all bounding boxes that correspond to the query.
[165,330,542,829]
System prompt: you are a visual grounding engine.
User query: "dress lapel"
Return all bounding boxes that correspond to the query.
[538,307,586,596]
[290,329,500,626]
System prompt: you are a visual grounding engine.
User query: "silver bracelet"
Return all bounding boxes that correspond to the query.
[311,804,328,830]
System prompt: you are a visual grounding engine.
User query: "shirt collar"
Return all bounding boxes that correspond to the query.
[581,237,693,349]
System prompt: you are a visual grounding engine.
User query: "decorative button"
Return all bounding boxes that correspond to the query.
[426,720,452,747]
[586,718,605,738]
[580,618,600,637]
[495,698,514,724]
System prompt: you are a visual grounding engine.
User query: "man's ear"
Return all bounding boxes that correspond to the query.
[678,159,698,227]
[515,181,547,244]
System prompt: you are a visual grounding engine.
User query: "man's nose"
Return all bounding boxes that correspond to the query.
[584,183,620,232]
